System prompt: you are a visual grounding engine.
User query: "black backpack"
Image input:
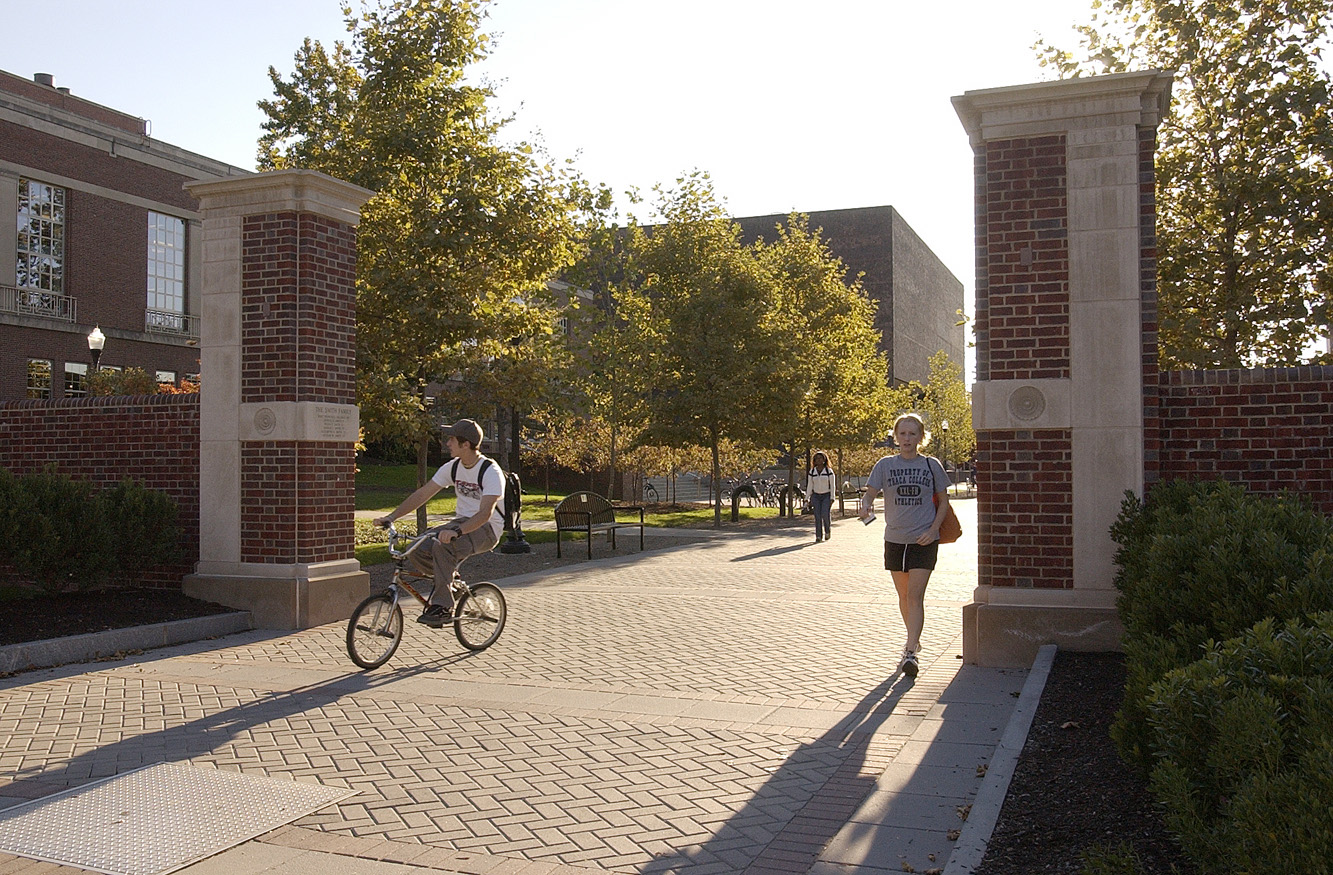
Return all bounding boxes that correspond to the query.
[449,457,523,529]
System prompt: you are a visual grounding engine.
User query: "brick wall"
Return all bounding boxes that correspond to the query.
[980,135,1070,381]
[1140,128,1162,489]
[0,118,197,211]
[978,430,1074,590]
[241,213,358,404]
[239,441,356,564]
[976,134,1075,590]
[1157,367,1333,513]
[0,394,200,587]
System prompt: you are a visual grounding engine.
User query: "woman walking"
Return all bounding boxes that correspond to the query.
[859,414,951,678]
[806,451,836,542]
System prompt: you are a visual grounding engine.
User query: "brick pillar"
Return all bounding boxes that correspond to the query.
[182,170,374,628]
[952,71,1173,666]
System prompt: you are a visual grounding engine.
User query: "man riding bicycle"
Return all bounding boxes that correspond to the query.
[374,419,504,627]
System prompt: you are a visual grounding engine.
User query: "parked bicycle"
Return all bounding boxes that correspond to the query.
[643,481,660,503]
[346,523,507,669]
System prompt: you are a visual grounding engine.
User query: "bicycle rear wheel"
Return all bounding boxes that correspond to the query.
[346,592,403,669]
[454,582,507,650]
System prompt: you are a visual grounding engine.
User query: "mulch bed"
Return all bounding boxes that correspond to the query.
[974,651,1195,874]
[0,588,236,648]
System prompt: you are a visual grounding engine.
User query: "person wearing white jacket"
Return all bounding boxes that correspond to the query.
[805,451,837,542]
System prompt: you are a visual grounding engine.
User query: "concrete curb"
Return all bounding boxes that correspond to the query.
[0,611,253,675]
[944,643,1057,874]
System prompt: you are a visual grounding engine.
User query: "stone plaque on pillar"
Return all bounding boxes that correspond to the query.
[183,169,375,629]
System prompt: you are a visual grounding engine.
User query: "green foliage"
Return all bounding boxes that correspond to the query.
[1109,479,1333,767]
[260,0,586,457]
[1078,842,1152,875]
[353,517,419,546]
[7,469,112,593]
[1037,0,1333,368]
[99,479,182,583]
[1144,614,1333,873]
[627,174,791,524]
[0,472,185,593]
[0,469,21,559]
[894,350,974,468]
[88,367,161,397]
[752,215,894,460]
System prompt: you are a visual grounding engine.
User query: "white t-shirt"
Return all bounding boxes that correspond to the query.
[431,454,505,538]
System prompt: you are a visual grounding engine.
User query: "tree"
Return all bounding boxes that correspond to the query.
[915,351,974,471]
[1036,0,1333,368]
[258,0,585,527]
[753,215,895,507]
[630,173,789,526]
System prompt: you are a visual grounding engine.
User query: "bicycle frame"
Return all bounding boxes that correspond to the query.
[383,525,469,624]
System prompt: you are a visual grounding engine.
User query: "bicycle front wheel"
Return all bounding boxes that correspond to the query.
[346,592,404,669]
[454,583,507,650]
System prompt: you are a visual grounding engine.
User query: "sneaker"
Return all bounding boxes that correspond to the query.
[900,649,919,678]
[418,604,451,627]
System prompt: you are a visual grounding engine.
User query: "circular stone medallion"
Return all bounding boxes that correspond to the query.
[1008,386,1046,421]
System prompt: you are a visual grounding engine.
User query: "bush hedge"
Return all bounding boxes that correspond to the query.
[1145,613,1333,874]
[0,469,183,593]
[1109,480,1333,769]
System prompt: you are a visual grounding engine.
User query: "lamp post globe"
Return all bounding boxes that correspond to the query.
[87,325,106,373]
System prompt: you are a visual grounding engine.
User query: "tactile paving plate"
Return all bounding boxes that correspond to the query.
[0,761,355,875]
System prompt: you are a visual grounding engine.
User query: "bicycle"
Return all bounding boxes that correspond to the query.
[346,523,508,669]
[643,481,660,503]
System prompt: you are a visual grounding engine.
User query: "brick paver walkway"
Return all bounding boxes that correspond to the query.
[0,499,1025,875]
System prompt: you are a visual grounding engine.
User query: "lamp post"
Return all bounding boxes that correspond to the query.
[87,325,106,373]
[940,420,950,495]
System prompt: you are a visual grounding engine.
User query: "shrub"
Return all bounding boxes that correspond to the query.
[1109,480,1333,768]
[353,517,418,546]
[1078,842,1151,875]
[0,469,22,567]
[11,469,113,592]
[1145,613,1333,874]
[99,478,182,583]
[88,367,160,396]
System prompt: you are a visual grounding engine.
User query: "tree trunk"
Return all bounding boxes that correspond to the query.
[415,437,430,533]
[712,441,722,528]
[509,407,522,477]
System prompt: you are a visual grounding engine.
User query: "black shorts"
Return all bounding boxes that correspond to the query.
[884,540,939,572]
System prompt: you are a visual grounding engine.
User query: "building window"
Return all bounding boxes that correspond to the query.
[156,369,177,386]
[26,359,52,398]
[147,212,186,328]
[17,179,66,292]
[64,362,88,397]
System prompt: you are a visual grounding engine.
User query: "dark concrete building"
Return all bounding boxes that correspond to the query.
[0,69,248,401]
[735,205,964,386]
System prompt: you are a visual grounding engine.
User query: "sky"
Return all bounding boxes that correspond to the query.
[4,0,1095,375]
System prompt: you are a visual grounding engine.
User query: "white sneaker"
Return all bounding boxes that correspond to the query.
[899,649,919,678]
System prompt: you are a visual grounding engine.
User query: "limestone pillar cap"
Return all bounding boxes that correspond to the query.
[185,168,375,225]
[952,69,1174,145]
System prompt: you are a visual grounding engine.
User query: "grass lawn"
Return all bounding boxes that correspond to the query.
[354,464,780,566]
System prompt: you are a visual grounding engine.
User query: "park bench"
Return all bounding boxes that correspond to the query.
[554,491,645,559]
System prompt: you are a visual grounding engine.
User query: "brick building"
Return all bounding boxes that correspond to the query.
[0,69,249,401]
[735,206,965,386]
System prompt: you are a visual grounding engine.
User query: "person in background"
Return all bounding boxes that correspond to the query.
[858,414,951,678]
[805,450,836,543]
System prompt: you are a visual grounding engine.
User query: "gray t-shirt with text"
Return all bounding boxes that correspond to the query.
[866,454,950,544]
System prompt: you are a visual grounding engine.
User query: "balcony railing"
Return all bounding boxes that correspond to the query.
[0,284,76,322]
[145,308,198,340]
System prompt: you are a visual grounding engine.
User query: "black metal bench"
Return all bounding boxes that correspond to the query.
[554,491,645,559]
